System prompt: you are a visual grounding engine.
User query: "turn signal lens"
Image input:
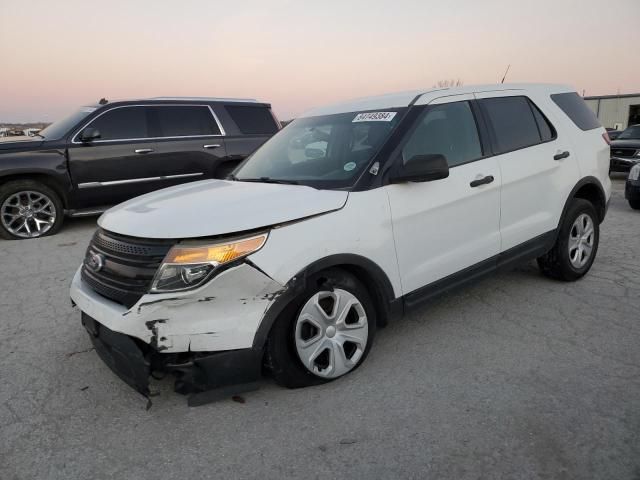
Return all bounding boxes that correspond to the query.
[151,233,269,293]
[602,132,611,145]
[165,234,268,266]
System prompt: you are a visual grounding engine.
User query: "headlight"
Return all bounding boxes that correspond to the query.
[630,164,640,181]
[151,233,268,292]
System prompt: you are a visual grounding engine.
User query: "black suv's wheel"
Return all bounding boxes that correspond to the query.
[0,180,64,240]
[537,198,599,281]
[629,199,640,210]
[266,268,377,388]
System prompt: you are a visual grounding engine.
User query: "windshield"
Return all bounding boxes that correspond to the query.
[39,106,98,140]
[618,125,640,140]
[234,109,406,188]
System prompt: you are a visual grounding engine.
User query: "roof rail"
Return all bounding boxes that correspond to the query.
[150,96,258,103]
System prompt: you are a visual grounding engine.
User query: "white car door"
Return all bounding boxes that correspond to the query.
[385,95,502,297]
[474,91,580,251]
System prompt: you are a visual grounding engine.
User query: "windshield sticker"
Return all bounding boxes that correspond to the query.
[343,162,356,171]
[353,111,397,123]
[81,107,97,113]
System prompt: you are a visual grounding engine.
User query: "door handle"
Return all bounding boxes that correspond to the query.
[553,150,570,161]
[203,144,221,149]
[470,175,494,188]
[134,148,153,154]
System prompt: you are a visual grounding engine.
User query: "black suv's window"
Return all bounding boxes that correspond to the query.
[225,105,279,135]
[551,92,601,131]
[86,106,149,141]
[480,96,546,154]
[152,105,221,137]
[403,101,482,167]
[617,125,640,140]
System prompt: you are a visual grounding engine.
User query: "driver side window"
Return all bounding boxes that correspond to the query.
[402,101,482,167]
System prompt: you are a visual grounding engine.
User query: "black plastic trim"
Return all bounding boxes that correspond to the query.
[558,176,607,226]
[252,254,398,349]
[403,230,556,311]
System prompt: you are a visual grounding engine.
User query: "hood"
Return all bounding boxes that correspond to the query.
[0,136,44,150]
[98,179,349,239]
[610,139,640,149]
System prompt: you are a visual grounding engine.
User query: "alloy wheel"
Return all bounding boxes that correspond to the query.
[1,190,57,238]
[568,213,594,269]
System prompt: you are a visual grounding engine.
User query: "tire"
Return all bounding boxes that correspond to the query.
[0,180,64,240]
[266,268,377,389]
[629,199,640,210]
[537,198,599,281]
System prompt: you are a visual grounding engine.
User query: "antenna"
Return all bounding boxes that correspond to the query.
[500,64,511,84]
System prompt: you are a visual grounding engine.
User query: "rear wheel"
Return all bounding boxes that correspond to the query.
[537,198,599,281]
[266,268,376,388]
[629,199,640,210]
[0,180,64,240]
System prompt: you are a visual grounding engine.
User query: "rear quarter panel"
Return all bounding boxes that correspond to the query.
[544,97,611,203]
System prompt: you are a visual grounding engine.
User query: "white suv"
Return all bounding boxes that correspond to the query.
[70,84,611,403]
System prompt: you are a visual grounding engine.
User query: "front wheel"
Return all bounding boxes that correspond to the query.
[266,268,376,388]
[537,198,599,281]
[0,180,64,240]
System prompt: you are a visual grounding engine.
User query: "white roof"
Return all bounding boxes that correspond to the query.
[300,83,574,118]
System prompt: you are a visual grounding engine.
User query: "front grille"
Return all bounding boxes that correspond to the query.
[81,229,174,308]
[611,148,637,158]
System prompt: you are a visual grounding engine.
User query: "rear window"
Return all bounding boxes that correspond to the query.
[531,102,556,142]
[225,105,279,135]
[551,92,601,131]
[480,96,544,154]
[152,105,221,137]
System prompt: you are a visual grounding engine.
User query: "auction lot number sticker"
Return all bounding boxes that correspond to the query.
[353,112,397,122]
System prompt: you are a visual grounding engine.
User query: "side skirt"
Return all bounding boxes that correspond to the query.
[402,230,556,312]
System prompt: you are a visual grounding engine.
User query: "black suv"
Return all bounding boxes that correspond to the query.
[0,97,280,239]
[609,124,640,173]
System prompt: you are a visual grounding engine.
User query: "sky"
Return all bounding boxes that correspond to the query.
[1,0,639,122]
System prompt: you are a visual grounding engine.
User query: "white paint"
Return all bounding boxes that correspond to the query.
[385,157,502,294]
[250,188,403,297]
[98,179,348,239]
[73,83,612,355]
[473,89,582,250]
[70,263,284,352]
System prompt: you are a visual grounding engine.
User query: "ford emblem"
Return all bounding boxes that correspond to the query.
[87,252,105,272]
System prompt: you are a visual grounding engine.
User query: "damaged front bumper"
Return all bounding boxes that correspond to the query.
[70,261,286,404]
[82,313,263,405]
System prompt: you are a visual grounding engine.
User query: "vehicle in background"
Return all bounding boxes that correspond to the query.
[69,84,611,404]
[606,127,621,141]
[609,124,640,174]
[23,128,42,137]
[0,97,280,239]
[626,164,640,209]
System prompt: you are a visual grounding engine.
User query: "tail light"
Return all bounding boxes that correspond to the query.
[602,132,611,145]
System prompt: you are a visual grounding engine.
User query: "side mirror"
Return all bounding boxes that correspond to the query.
[389,154,449,183]
[80,127,101,143]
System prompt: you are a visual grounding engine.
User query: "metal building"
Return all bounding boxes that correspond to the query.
[584,93,640,131]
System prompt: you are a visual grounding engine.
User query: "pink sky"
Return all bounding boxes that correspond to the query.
[1,0,638,122]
